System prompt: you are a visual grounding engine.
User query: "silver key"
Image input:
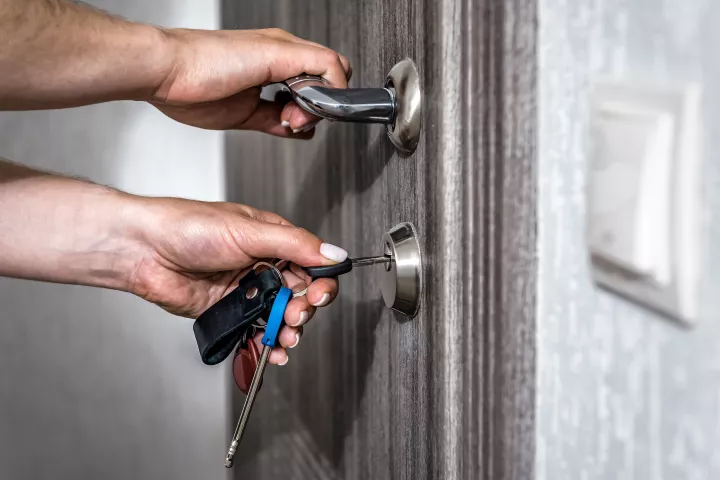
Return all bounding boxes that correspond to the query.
[351,255,392,267]
[225,344,271,468]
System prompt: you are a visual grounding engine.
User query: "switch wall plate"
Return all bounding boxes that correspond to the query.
[587,80,702,325]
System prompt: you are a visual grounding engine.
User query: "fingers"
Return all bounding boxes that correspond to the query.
[282,277,338,329]
[248,284,336,365]
[263,30,352,131]
[279,325,302,349]
[305,278,338,307]
[261,41,347,133]
[280,103,321,132]
[282,267,337,326]
[285,297,315,327]
[265,41,349,89]
[251,332,288,365]
[250,325,302,365]
[237,220,348,267]
[235,99,316,139]
[259,28,352,81]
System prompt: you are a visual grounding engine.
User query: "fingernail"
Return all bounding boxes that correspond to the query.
[320,243,348,263]
[289,332,300,349]
[295,310,309,327]
[281,120,290,128]
[279,353,289,366]
[312,293,331,307]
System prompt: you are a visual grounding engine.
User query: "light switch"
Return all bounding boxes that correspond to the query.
[588,81,702,324]
[589,103,673,284]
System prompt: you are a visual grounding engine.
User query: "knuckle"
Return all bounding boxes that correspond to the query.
[265,27,286,36]
[321,48,340,66]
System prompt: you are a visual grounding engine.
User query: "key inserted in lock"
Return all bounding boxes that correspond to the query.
[377,222,422,317]
[299,222,422,316]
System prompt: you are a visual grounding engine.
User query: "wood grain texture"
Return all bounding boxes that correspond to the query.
[222,1,536,478]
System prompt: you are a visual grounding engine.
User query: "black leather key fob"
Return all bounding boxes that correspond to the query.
[193,269,281,365]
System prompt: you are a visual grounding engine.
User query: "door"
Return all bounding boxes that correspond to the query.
[223,1,536,479]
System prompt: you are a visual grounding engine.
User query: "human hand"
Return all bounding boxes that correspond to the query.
[151,28,352,138]
[126,196,347,365]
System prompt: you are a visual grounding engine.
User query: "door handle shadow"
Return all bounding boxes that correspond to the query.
[290,122,395,233]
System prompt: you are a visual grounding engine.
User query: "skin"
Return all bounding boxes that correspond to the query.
[0,0,354,364]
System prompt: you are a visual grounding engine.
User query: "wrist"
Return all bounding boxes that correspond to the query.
[53,185,149,293]
[149,28,187,104]
[90,189,154,294]
[127,24,178,103]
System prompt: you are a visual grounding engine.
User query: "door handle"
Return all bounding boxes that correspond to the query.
[282,78,396,124]
[270,58,422,153]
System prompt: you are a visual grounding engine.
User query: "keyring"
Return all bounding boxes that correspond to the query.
[252,261,286,288]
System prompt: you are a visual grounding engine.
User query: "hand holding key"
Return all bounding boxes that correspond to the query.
[193,249,394,467]
[127,197,344,363]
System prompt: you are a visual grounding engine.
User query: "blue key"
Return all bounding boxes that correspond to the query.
[225,287,292,468]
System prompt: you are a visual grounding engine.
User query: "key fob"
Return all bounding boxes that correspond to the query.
[233,340,262,394]
[193,268,281,365]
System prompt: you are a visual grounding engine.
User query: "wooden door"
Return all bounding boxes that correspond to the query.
[223,1,536,478]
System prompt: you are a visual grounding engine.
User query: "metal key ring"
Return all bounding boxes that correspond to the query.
[252,261,287,288]
[270,259,308,298]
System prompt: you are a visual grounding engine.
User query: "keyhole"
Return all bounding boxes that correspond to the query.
[245,287,258,300]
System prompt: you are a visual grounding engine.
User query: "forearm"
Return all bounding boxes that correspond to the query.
[0,159,142,290]
[0,0,172,110]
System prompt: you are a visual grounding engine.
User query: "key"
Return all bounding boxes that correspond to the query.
[303,255,392,278]
[225,286,293,468]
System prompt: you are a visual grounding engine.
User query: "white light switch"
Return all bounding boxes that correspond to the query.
[588,81,702,324]
[589,103,673,284]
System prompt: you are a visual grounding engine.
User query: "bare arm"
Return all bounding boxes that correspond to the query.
[0,0,352,135]
[0,158,345,363]
[0,158,139,288]
[0,0,170,109]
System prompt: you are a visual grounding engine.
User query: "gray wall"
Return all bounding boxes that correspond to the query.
[539,0,720,479]
[0,1,229,479]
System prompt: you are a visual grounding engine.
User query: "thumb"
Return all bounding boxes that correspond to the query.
[243,220,348,267]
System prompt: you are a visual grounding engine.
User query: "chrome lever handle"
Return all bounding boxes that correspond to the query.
[266,58,422,154]
[282,80,396,124]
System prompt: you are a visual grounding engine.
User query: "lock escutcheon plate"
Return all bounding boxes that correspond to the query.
[378,222,422,317]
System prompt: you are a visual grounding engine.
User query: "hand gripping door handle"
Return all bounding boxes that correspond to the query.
[282,76,396,124]
[269,58,422,154]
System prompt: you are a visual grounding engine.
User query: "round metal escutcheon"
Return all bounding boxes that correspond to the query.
[385,58,423,154]
[378,222,423,317]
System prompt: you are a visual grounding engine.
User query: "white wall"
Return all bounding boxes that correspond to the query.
[0,1,229,479]
[539,0,720,478]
